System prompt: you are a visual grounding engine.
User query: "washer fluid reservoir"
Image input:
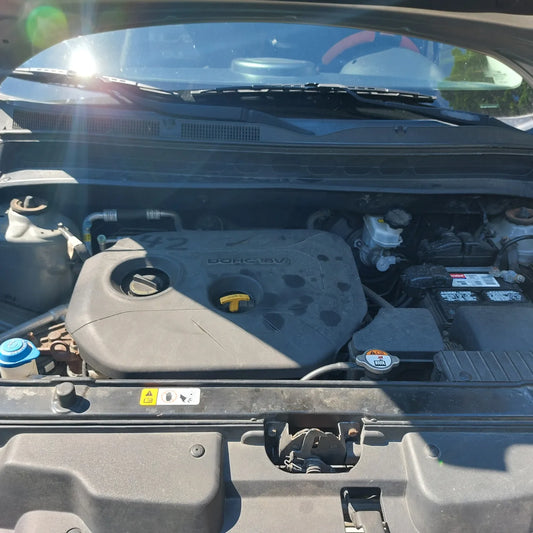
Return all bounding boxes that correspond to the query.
[0,196,76,312]
[0,338,40,379]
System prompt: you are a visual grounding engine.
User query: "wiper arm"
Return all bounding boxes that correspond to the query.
[192,83,513,129]
[336,84,510,128]
[7,68,311,135]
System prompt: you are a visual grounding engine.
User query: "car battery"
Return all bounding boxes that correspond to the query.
[424,267,530,329]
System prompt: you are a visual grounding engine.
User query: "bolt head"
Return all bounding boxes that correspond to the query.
[426,444,441,459]
[56,382,77,409]
[190,444,205,458]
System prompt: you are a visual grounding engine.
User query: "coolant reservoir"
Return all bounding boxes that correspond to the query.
[0,196,76,312]
[492,207,533,265]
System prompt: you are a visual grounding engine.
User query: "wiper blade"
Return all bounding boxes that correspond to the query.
[194,83,437,104]
[9,67,178,100]
[192,83,513,129]
[8,68,311,135]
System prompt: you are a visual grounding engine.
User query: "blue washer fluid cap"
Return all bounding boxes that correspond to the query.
[0,338,40,368]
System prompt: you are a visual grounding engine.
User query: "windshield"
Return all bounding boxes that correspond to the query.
[2,22,532,122]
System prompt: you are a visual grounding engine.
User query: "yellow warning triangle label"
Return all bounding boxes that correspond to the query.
[140,388,158,406]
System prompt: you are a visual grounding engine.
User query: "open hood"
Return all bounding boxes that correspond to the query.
[1,0,533,85]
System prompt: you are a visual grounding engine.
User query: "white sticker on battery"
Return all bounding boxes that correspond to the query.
[450,273,500,288]
[485,291,523,302]
[157,388,201,406]
[439,290,478,302]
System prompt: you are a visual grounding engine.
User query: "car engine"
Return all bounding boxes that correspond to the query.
[66,230,367,378]
[1,192,533,382]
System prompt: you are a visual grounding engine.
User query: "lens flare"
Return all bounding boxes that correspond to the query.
[26,6,68,50]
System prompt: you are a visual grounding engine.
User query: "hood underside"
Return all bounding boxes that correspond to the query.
[1,1,533,85]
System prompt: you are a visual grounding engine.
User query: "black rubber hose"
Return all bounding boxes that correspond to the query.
[362,284,394,309]
[495,234,533,266]
[300,362,360,381]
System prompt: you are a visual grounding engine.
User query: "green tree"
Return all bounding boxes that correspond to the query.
[441,48,533,116]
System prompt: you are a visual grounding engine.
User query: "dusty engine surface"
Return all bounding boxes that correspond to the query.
[66,230,367,378]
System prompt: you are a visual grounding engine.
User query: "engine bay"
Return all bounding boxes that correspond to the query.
[1,187,533,383]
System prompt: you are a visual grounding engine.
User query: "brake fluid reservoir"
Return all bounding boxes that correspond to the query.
[362,215,404,249]
[359,211,410,271]
[0,197,76,312]
[492,207,533,265]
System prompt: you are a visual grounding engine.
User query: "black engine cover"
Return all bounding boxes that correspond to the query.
[66,230,366,378]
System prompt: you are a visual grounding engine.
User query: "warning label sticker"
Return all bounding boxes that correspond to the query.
[157,388,201,405]
[365,349,389,356]
[365,354,392,369]
[485,290,523,302]
[450,273,500,288]
[139,388,201,406]
[439,290,478,302]
[139,388,158,406]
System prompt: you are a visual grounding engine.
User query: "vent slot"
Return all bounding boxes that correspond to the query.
[12,110,160,138]
[181,122,260,142]
[13,111,73,131]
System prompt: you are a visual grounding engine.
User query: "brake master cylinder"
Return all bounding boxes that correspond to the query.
[0,196,76,312]
[491,207,533,265]
[357,209,411,271]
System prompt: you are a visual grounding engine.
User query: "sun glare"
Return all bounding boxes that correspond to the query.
[69,47,98,77]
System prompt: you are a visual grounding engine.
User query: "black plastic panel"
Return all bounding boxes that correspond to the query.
[350,307,443,359]
[67,230,366,378]
[0,382,530,532]
[0,432,223,533]
[435,350,533,382]
[450,305,533,351]
[404,432,533,533]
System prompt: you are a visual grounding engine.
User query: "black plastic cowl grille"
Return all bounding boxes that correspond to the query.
[181,122,260,142]
[11,110,261,142]
[12,109,160,138]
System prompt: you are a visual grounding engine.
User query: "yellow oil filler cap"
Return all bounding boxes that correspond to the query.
[219,293,251,313]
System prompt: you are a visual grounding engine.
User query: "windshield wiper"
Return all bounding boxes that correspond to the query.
[7,68,312,135]
[8,70,514,132]
[9,67,183,100]
[191,83,514,129]
[194,84,437,104]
